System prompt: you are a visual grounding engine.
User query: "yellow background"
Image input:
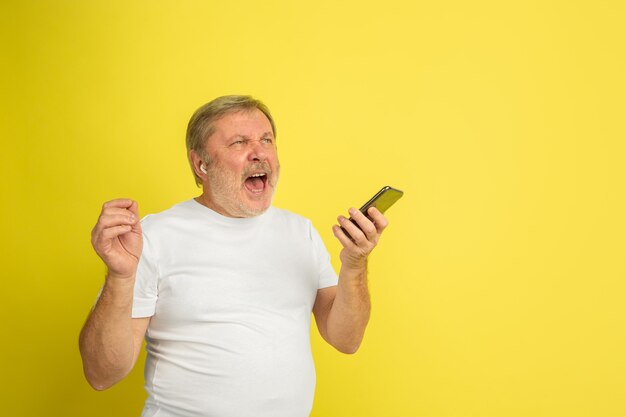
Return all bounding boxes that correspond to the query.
[2,1,625,416]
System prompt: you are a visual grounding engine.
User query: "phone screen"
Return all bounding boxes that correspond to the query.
[343,186,404,237]
[358,186,404,218]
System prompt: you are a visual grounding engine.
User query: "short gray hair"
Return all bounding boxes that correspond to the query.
[186,95,277,186]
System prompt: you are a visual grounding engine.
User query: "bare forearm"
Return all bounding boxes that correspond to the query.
[79,275,136,390]
[326,263,371,354]
[322,205,388,354]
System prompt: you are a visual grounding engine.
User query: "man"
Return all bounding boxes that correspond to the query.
[79,95,389,417]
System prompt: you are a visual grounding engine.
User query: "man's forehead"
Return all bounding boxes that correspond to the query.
[204,110,272,147]
[212,109,273,136]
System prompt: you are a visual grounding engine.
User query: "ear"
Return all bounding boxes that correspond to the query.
[189,150,206,179]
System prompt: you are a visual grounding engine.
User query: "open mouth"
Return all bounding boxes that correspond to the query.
[244,172,268,194]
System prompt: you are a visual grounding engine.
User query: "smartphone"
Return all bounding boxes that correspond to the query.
[341,186,404,237]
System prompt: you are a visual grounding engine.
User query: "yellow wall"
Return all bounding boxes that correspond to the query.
[2,1,625,416]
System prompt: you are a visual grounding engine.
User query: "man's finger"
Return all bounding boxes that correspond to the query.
[99,224,133,241]
[332,224,356,249]
[349,208,378,241]
[102,199,135,210]
[101,206,135,217]
[366,207,388,233]
[97,214,137,230]
[338,215,368,245]
[128,200,140,217]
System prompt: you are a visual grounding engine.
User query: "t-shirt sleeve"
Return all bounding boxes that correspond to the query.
[310,222,338,289]
[132,218,159,317]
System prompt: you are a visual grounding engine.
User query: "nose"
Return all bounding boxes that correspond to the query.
[248,139,267,161]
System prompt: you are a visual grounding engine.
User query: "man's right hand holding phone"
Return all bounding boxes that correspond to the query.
[333,206,388,269]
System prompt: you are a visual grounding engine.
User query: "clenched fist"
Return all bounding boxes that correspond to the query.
[91,199,142,279]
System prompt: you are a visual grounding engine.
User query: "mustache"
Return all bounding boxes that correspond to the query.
[241,161,274,180]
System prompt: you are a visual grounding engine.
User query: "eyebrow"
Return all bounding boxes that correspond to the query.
[229,132,274,141]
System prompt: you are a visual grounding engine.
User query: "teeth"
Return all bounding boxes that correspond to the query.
[250,173,266,177]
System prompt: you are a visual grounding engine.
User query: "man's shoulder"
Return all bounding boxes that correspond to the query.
[268,206,320,239]
[269,206,312,225]
[140,199,197,229]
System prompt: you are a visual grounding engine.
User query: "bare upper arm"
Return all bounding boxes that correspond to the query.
[312,286,337,342]
[131,317,151,366]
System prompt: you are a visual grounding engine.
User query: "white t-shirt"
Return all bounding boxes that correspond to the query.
[132,199,338,417]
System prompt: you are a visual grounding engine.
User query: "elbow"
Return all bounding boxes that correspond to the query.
[81,355,134,390]
[338,344,361,355]
[324,328,366,354]
[332,339,363,355]
[84,372,112,391]
[79,348,115,391]
[79,342,133,391]
[80,351,130,391]
[84,366,130,391]
[337,346,359,355]
[83,366,120,391]
[88,380,111,392]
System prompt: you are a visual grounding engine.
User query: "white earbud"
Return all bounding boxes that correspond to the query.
[200,165,207,174]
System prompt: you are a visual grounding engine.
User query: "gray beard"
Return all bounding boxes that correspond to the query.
[205,160,280,218]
